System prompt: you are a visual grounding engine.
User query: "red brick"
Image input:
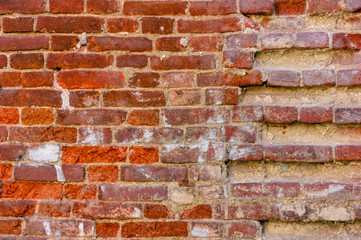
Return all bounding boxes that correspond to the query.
[69,91,100,107]
[232,182,300,198]
[264,106,298,123]
[103,90,166,107]
[344,0,361,12]
[156,37,185,52]
[189,0,236,15]
[87,0,118,13]
[51,35,79,51]
[169,89,202,106]
[335,108,361,123]
[223,51,254,69]
[335,145,361,161]
[163,71,194,87]
[261,33,295,50]
[9,127,76,143]
[228,221,261,238]
[239,0,274,14]
[21,108,54,125]
[228,144,264,161]
[10,53,43,69]
[337,70,361,86]
[58,71,124,89]
[207,88,238,105]
[121,222,188,238]
[304,182,353,197]
[185,127,218,143]
[308,0,341,13]
[333,33,361,50]
[0,200,36,217]
[47,53,113,69]
[223,71,263,86]
[100,185,167,201]
[107,18,138,33]
[229,204,280,220]
[123,1,187,15]
[115,127,183,144]
[265,145,333,162]
[151,55,215,70]
[37,16,103,33]
[116,54,148,68]
[178,17,242,33]
[299,107,333,123]
[303,69,336,86]
[0,0,44,14]
[0,35,49,51]
[14,164,84,182]
[0,55,7,69]
[129,72,160,88]
[62,146,127,164]
[0,219,22,235]
[0,181,63,199]
[24,219,94,237]
[0,108,19,124]
[142,17,174,34]
[233,105,263,122]
[49,0,83,13]
[64,184,97,199]
[226,33,258,49]
[0,72,21,87]
[160,145,200,164]
[57,109,126,125]
[88,165,118,182]
[129,147,159,164]
[296,32,329,48]
[221,125,257,143]
[163,107,230,125]
[0,144,26,161]
[144,204,172,219]
[355,207,361,220]
[275,0,306,15]
[0,163,12,180]
[96,223,120,238]
[38,201,71,217]
[181,204,212,219]
[189,36,222,52]
[88,36,152,52]
[3,17,33,32]
[22,72,53,88]
[128,110,159,126]
[267,70,300,87]
[74,201,141,219]
[121,165,187,182]
[78,127,112,144]
[0,126,7,142]
[191,222,225,238]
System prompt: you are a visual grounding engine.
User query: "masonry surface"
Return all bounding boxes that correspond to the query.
[0,0,361,239]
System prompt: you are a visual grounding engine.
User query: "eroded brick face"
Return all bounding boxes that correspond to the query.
[0,0,360,239]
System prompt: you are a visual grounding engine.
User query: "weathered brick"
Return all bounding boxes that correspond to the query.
[37,16,104,33]
[51,35,78,51]
[337,70,361,86]
[229,203,280,220]
[128,110,159,126]
[129,72,160,88]
[103,90,166,107]
[87,0,118,13]
[156,37,185,52]
[181,205,212,219]
[142,17,174,34]
[57,109,126,125]
[223,51,254,69]
[69,91,100,107]
[3,17,34,32]
[62,146,127,164]
[121,165,187,182]
[0,35,49,51]
[64,184,97,199]
[123,1,187,15]
[107,18,138,33]
[88,165,118,182]
[22,71,53,87]
[206,88,238,105]
[49,0,83,13]
[38,201,71,217]
[117,54,148,68]
[47,53,113,69]
[0,144,26,161]
[226,33,258,49]
[296,32,329,48]
[121,222,188,238]
[191,221,225,238]
[161,145,200,163]
[163,71,194,87]
[0,55,7,69]
[96,222,120,238]
[233,105,263,122]
[169,89,202,106]
[239,0,274,13]
[0,181,63,199]
[0,219,22,235]
[223,71,263,86]
[58,71,124,89]
[115,127,183,144]
[265,145,333,162]
[299,107,333,123]
[304,182,353,197]
[333,33,361,50]
[275,0,306,15]
[228,221,261,239]
[99,185,167,201]
[228,144,264,161]
[21,108,54,125]
[344,0,361,12]
[308,0,341,13]
[10,53,44,69]
[0,200,36,217]
[26,144,60,163]
[190,165,223,181]
[151,55,216,70]
[189,36,223,52]
[189,0,236,15]
[0,163,12,180]
[0,0,44,14]
[129,147,159,164]
[79,127,112,145]
[267,70,301,87]
[232,182,300,198]
[335,108,361,123]
[264,106,298,123]
[221,125,257,143]
[261,33,295,50]
[88,36,152,52]
[0,72,21,87]
[178,17,242,33]
[185,127,218,143]
[335,145,361,161]
[9,127,77,143]
[303,69,336,86]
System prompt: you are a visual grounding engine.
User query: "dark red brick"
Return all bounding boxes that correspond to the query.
[47,53,113,69]
[10,53,44,69]
[103,90,166,107]
[264,106,298,123]
[37,16,104,33]
[99,185,167,201]
[275,0,306,15]
[178,17,242,33]
[58,71,124,89]
[265,145,333,162]
[107,18,138,33]
[121,165,187,182]
[142,17,174,34]
[121,222,188,238]
[239,0,274,14]
[49,0,83,13]
[299,107,333,123]
[87,0,118,13]
[88,36,152,52]
[223,71,263,86]
[3,17,34,32]
[189,0,237,15]
[123,1,187,15]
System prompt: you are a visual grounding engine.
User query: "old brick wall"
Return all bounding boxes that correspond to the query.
[0,0,361,239]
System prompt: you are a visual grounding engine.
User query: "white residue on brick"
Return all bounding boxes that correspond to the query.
[191,227,209,237]
[132,207,141,218]
[180,38,189,47]
[54,165,65,182]
[81,128,104,145]
[228,146,250,160]
[43,222,52,235]
[76,33,87,49]
[223,184,229,198]
[28,145,61,163]
[78,222,84,236]
[132,91,145,102]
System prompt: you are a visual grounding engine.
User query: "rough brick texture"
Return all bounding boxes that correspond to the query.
[0,1,360,239]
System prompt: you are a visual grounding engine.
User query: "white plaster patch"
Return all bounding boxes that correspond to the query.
[54,165,65,182]
[132,208,141,218]
[28,145,61,163]
[43,222,52,236]
[318,206,351,221]
[171,189,194,205]
[76,33,87,49]
[80,128,104,145]
[191,227,209,237]
[78,222,84,236]
[180,38,189,47]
